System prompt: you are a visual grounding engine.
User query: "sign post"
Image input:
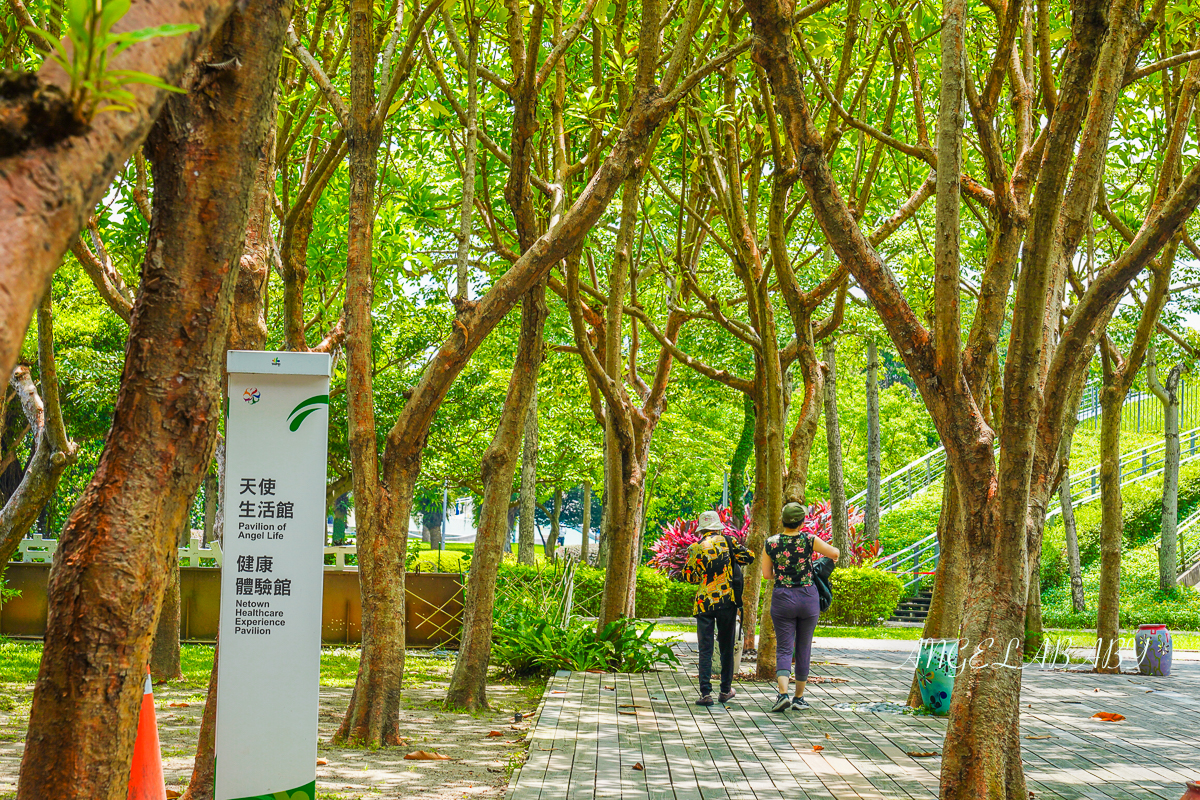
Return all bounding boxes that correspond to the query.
[215,351,330,800]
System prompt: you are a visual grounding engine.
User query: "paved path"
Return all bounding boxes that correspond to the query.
[508,643,1200,800]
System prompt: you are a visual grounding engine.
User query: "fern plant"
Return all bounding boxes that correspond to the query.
[28,0,197,124]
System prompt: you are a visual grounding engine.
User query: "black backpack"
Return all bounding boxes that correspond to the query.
[811,550,835,612]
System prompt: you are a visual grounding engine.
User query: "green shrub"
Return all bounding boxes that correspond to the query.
[634,567,668,618]
[825,567,903,626]
[494,559,574,621]
[566,564,671,618]
[1041,542,1200,630]
[491,610,680,677]
[663,579,697,617]
[570,565,604,617]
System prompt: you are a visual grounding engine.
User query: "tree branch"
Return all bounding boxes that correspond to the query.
[285,25,351,131]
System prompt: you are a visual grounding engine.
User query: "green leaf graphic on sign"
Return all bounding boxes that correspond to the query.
[228,779,315,800]
[286,395,329,431]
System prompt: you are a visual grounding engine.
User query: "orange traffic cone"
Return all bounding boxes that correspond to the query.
[128,668,166,800]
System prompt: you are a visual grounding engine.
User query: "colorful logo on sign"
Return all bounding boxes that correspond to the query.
[272,357,282,366]
[243,388,261,405]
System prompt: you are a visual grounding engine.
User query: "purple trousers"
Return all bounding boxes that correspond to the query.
[770,585,820,680]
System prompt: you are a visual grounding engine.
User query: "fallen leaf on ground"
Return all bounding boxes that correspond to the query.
[812,745,824,752]
[165,791,182,799]
[1024,735,1055,740]
[549,690,567,695]
[1091,712,1124,722]
[1093,688,1100,692]
[907,751,940,757]
[405,751,450,760]
[168,702,189,708]
[618,704,643,708]
[603,685,615,691]
[586,669,605,674]
[487,731,504,737]
[316,758,328,765]
[487,767,505,773]
[632,762,644,771]
[825,733,832,740]
[619,711,637,716]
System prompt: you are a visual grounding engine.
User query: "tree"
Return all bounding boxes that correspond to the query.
[744,0,1200,793]
[518,388,539,564]
[0,0,242,392]
[1147,344,1183,594]
[331,0,740,745]
[17,2,286,793]
[823,338,850,556]
[445,285,546,710]
[0,298,78,566]
[863,338,880,541]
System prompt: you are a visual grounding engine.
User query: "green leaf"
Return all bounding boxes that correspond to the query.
[99,0,132,36]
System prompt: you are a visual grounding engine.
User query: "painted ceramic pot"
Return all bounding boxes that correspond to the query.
[1178,780,1200,800]
[916,638,958,716]
[1136,624,1172,677]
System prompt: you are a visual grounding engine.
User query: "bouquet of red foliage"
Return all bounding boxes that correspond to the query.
[648,506,750,580]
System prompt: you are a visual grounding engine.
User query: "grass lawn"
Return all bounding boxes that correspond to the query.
[0,640,463,688]
[647,622,1200,650]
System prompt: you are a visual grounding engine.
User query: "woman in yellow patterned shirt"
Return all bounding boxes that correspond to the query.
[683,510,754,706]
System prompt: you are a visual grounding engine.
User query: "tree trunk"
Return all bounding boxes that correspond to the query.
[0,360,76,566]
[907,469,966,706]
[16,2,283,791]
[546,487,562,561]
[150,510,189,682]
[597,441,648,628]
[1096,384,1124,673]
[1061,470,1086,613]
[447,283,545,710]
[729,394,755,526]
[150,549,182,682]
[864,339,881,541]
[823,339,850,555]
[179,643,218,800]
[939,484,1027,799]
[518,385,539,564]
[1147,348,1181,593]
[580,479,591,563]
[597,434,610,568]
[428,516,443,552]
[334,0,405,747]
[202,466,219,547]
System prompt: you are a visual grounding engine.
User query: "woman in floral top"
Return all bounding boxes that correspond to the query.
[761,501,840,712]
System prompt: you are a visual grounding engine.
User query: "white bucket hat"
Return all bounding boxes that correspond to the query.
[696,510,724,532]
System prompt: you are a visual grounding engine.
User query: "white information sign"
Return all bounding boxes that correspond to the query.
[215,351,330,800]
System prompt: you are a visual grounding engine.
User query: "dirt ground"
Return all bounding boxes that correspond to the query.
[0,676,541,800]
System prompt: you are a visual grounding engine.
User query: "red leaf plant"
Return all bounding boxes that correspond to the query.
[648,506,749,580]
[649,501,877,579]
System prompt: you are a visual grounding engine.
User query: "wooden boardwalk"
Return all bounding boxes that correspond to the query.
[508,643,1200,800]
